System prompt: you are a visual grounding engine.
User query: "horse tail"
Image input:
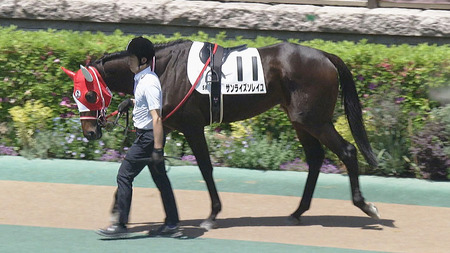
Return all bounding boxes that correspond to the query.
[325,52,378,168]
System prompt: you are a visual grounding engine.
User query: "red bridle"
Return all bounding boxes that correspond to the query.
[79,110,119,128]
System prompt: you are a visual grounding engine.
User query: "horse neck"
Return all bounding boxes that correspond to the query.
[94,60,134,95]
[154,40,192,86]
[94,40,191,96]
[154,52,172,81]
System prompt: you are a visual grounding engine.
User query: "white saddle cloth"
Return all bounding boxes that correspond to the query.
[187,42,266,95]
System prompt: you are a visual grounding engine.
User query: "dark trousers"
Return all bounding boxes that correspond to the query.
[114,129,179,226]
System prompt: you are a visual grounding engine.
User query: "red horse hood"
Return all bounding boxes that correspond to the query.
[62,66,112,112]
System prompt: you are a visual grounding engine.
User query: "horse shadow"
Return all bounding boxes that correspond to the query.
[183,215,396,231]
[100,215,395,241]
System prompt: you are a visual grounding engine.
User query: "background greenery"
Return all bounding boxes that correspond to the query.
[0,26,449,180]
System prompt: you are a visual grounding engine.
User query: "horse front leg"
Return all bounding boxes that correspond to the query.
[184,129,222,230]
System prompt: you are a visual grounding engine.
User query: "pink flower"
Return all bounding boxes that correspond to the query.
[395,97,405,104]
[60,97,72,107]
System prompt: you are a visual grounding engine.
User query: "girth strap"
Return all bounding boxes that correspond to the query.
[209,44,224,124]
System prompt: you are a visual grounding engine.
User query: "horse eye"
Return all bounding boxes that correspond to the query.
[85,91,98,104]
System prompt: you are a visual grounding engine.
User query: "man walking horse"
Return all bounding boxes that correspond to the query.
[63,37,380,233]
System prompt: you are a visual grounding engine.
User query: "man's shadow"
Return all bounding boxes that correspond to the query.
[101,215,395,240]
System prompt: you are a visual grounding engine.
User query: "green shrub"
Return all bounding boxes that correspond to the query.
[9,100,54,152]
[1,26,449,179]
[367,95,412,177]
[410,105,450,180]
[213,133,299,170]
[0,121,16,147]
[165,131,189,159]
[238,106,296,141]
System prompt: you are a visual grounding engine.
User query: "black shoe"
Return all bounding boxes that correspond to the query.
[148,224,183,238]
[96,224,129,238]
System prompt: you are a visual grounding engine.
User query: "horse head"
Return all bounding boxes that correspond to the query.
[62,65,112,140]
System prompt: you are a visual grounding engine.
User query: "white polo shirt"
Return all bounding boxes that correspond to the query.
[132,67,162,130]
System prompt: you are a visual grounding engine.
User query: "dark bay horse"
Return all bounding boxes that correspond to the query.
[62,40,380,229]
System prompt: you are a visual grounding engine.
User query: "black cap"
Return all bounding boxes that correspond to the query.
[126,36,155,62]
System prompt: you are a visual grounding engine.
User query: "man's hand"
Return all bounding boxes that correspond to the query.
[151,148,164,168]
[118,98,133,113]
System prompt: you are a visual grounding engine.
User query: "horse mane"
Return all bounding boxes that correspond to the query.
[87,39,191,66]
[87,51,129,67]
[154,39,190,50]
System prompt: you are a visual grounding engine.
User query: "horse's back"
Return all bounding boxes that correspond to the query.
[258,42,340,124]
[161,40,340,126]
[217,42,340,124]
[258,42,337,76]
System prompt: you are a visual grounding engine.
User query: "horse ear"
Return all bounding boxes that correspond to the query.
[80,65,94,82]
[61,67,75,81]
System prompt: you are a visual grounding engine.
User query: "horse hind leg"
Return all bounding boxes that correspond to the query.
[315,123,380,219]
[289,124,325,224]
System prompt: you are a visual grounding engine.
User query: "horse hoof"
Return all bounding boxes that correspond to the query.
[200,219,217,230]
[286,215,301,225]
[366,203,380,219]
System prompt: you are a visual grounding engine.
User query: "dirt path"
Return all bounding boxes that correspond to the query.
[1,180,449,253]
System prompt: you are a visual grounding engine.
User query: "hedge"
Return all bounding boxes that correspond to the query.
[0,26,449,180]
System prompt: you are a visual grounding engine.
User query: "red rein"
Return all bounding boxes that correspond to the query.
[162,43,218,122]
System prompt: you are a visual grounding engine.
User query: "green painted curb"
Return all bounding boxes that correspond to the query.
[1,156,449,207]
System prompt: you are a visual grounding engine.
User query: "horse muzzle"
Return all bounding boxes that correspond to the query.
[81,119,103,140]
[84,126,102,140]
